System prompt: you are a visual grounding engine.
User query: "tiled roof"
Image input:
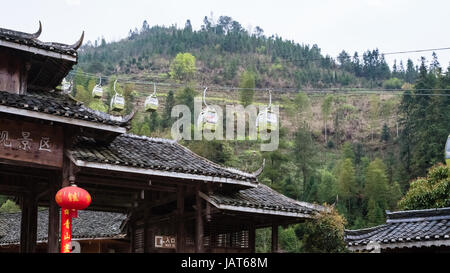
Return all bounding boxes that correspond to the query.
[0,90,132,129]
[205,183,324,217]
[345,207,450,251]
[0,23,78,58]
[0,209,127,245]
[68,134,259,185]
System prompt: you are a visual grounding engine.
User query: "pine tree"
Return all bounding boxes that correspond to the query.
[162,90,175,129]
[381,123,390,142]
[321,94,333,144]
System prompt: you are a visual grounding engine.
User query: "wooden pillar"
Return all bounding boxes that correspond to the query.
[249,225,256,253]
[143,191,151,253]
[130,221,136,253]
[271,224,278,253]
[19,194,29,253]
[195,184,203,253]
[48,174,60,253]
[176,185,185,253]
[19,191,38,253]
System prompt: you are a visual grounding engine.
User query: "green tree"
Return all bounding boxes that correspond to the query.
[161,90,176,129]
[169,52,196,82]
[336,158,357,215]
[149,111,160,132]
[140,123,151,136]
[398,163,450,210]
[176,86,197,123]
[364,158,390,225]
[316,169,338,204]
[367,198,384,226]
[368,94,380,141]
[380,123,390,142]
[321,94,334,144]
[279,226,301,253]
[293,125,319,200]
[239,69,255,107]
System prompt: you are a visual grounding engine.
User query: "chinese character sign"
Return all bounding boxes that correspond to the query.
[155,235,176,249]
[0,118,63,167]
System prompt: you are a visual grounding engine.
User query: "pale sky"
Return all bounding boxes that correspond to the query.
[2,0,450,69]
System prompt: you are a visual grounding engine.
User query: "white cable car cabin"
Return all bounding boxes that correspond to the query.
[145,84,158,112]
[256,90,278,134]
[110,79,125,111]
[197,87,218,132]
[92,77,103,98]
[198,107,219,132]
[61,78,71,93]
[256,107,278,133]
[446,135,450,165]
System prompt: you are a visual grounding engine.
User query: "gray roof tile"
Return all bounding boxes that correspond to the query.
[0,91,132,127]
[69,134,259,184]
[345,207,450,247]
[207,183,324,215]
[0,209,127,245]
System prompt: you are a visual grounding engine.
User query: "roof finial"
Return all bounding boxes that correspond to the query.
[30,21,42,39]
[70,31,84,50]
[252,158,266,177]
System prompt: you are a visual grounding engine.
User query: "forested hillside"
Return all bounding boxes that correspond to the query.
[76,15,418,89]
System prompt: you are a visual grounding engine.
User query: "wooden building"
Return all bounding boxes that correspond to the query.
[345,207,450,253]
[0,23,324,253]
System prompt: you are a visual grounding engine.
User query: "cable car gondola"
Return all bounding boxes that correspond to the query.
[197,87,218,132]
[445,135,450,165]
[110,79,125,111]
[92,76,103,98]
[61,78,72,94]
[256,90,278,134]
[145,83,159,112]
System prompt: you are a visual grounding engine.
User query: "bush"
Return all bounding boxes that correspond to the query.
[0,199,20,213]
[301,206,348,253]
[383,77,404,90]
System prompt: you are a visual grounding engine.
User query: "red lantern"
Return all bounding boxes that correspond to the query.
[55,184,91,253]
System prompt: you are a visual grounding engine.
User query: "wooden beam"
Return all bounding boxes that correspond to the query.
[71,158,257,188]
[195,184,203,253]
[76,174,177,192]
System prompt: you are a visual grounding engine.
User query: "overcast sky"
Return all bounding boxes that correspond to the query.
[1,0,450,68]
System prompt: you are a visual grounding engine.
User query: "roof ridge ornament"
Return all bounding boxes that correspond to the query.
[252,158,265,177]
[30,21,42,39]
[69,31,84,50]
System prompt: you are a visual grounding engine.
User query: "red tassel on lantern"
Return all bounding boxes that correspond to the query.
[55,184,91,253]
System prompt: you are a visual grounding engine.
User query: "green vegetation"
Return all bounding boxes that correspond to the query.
[398,163,450,210]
